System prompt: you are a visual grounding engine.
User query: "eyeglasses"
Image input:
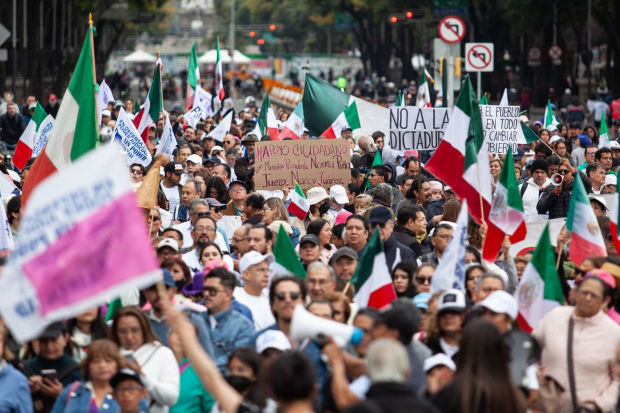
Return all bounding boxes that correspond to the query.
[369,173,378,178]
[131,169,144,175]
[375,140,383,144]
[558,169,570,174]
[232,237,248,243]
[230,187,246,193]
[587,151,597,156]
[275,292,301,301]
[114,385,144,395]
[416,277,431,285]
[204,287,227,297]
[195,226,216,233]
[262,207,274,212]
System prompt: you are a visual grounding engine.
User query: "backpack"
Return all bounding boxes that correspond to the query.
[520,182,529,197]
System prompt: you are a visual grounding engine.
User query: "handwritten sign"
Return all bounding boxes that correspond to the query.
[254,140,351,190]
[480,105,525,154]
[389,107,451,151]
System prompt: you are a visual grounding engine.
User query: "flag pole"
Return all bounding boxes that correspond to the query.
[341,281,351,299]
[89,13,100,139]
[555,241,563,270]
[417,161,422,205]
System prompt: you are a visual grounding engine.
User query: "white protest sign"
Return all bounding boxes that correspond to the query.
[97,80,115,124]
[156,113,178,156]
[113,108,153,167]
[388,106,451,151]
[32,115,55,157]
[206,111,233,143]
[480,105,526,154]
[218,216,242,242]
[184,105,205,129]
[194,86,213,117]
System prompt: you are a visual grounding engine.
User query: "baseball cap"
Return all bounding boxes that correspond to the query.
[604,174,618,189]
[518,115,529,123]
[368,207,392,224]
[513,147,525,161]
[39,322,67,339]
[203,156,222,166]
[161,268,175,287]
[49,94,57,101]
[205,198,226,207]
[475,290,518,319]
[610,141,620,150]
[110,369,144,389]
[570,121,582,129]
[157,238,179,252]
[28,102,36,110]
[412,292,431,310]
[377,299,420,343]
[334,210,353,226]
[210,146,224,155]
[341,125,352,132]
[239,251,275,273]
[330,185,349,205]
[201,133,214,141]
[423,353,456,373]
[299,234,320,247]
[114,100,125,108]
[164,161,184,174]
[102,109,111,117]
[546,124,558,132]
[330,247,358,264]
[229,180,247,189]
[437,289,466,314]
[255,330,292,354]
[186,154,202,165]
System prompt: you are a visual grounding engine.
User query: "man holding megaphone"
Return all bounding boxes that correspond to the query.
[537,158,592,219]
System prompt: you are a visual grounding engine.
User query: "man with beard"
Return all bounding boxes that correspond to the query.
[181,215,232,274]
[160,161,184,213]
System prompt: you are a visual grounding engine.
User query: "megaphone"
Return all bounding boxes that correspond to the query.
[290,304,363,347]
[551,173,564,186]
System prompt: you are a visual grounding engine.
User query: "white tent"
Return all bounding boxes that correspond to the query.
[197,49,251,64]
[122,50,157,63]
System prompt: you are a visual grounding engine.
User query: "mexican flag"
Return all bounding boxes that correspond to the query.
[258,94,279,139]
[566,173,607,266]
[365,149,383,189]
[186,42,200,111]
[14,102,55,169]
[516,224,564,332]
[599,114,610,149]
[287,183,309,220]
[351,230,397,309]
[215,36,225,101]
[416,68,433,107]
[21,26,98,205]
[277,101,304,140]
[133,58,163,144]
[482,150,527,261]
[321,101,361,139]
[425,75,492,224]
[272,225,306,279]
[611,177,620,254]
[396,91,405,107]
[543,99,559,128]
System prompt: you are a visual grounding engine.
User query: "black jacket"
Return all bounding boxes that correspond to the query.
[537,171,592,219]
[343,382,440,413]
[393,225,433,257]
[420,250,439,265]
[0,112,26,145]
[358,234,416,269]
[234,156,254,186]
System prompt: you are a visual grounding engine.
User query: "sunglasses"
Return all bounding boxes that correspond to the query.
[203,287,227,297]
[275,292,300,301]
[416,277,431,285]
[131,169,144,175]
[558,169,570,174]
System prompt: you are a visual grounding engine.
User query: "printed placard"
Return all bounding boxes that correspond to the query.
[388,107,451,151]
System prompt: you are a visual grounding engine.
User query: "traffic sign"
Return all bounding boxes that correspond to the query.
[0,23,10,63]
[548,45,562,65]
[527,47,541,61]
[437,16,466,44]
[465,43,494,72]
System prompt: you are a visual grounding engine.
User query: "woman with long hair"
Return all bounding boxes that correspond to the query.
[109,306,180,413]
[66,307,109,362]
[263,197,302,244]
[424,290,467,357]
[431,319,526,413]
[489,158,502,190]
[304,219,336,263]
[440,199,462,223]
[206,177,230,205]
[391,260,418,298]
[199,242,224,267]
[323,291,352,324]
[161,257,192,295]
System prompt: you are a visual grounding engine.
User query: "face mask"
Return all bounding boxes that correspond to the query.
[175,279,186,291]
[225,375,253,393]
[318,201,330,215]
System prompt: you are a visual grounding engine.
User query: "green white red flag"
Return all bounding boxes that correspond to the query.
[277,101,304,140]
[186,42,200,111]
[22,26,98,205]
[351,230,397,309]
[416,68,433,107]
[482,149,527,261]
[133,58,163,144]
[258,94,279,139]
[272,225,306,279]
[566,173,607,266]
[215,37,225,101]
[287,183,309,220]
[516,224,564,332]
[14,103,55,169]
[321,101,361,140]
[543,99,559,128]
[610,176,620,253]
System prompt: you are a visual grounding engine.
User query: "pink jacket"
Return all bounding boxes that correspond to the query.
[532,306,620,412]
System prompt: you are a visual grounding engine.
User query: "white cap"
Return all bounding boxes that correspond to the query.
[28,102,37,110]
[437,289,466,314]
[102,109,111,117]
[239,251,275,273]
[475,290,518,319]
[210,146,224,155]
[186,154,202,165]
[255,330,292,354]
[518,115,529,123]
[329,185,349,205]
[546,124,558,132]
[610,141,620,149]
[549,135,561,144]
[588,194,609,211]
[423,353,456,373]
[604,174,618,188]
[157,238,179,252]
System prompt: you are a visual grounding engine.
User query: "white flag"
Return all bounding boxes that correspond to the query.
[156,113,178,156]
[0,203,15,252]
[112,108,153,167]
[430,199,469,294]
[32,115,55,157]
[194,86,213,117]
[184,105,205,129]
[0,174,18,202]
[500,88,509,106]
[206,111,233,143]
[97,80,116,124]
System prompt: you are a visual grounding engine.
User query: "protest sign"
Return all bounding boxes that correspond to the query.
[32,115,55,157]
[0,144,160,342]
[388,107,451,151]
[113,108,153,167]
[206,111,233,143]
[254,140,351,190]
[184,105,205,129]
[219,216,242,242]
[480,105,526,154]
[156,113,178,156]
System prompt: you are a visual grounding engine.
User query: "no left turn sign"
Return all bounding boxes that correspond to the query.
[548,45,562,60]
[438,16,466,44]
[465,43,494,72]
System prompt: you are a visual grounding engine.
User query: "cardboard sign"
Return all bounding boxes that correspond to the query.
[254,140,351,190]
[480,105,526,154]
[388,107,451,151]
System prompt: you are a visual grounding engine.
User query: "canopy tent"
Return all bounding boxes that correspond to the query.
[197,49,251,64]
[123,50,157,63]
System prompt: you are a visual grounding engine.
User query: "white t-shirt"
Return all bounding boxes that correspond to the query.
[439,338,459,358]
[160,182,180,213]
[233,287,275,330]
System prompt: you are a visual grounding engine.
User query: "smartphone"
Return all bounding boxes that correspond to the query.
[41,369,57,381]
[121,350,135,364]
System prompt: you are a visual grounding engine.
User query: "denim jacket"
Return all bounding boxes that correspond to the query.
[203,306,255,370]
[51,382,149,413]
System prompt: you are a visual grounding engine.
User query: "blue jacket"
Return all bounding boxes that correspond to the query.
[203,306,255,370]
[290,226,301,247]
[0,362,32,413]
[51,382,149,413]
[147,309,216,359]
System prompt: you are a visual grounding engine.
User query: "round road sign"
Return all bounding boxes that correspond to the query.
[527,47,541,61]
[467,44,493,71]
[438,16,466,44]
[548,45,562,60]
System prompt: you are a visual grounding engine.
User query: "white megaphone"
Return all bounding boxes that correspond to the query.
[290,304,363,347]
[551,173,564,186]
